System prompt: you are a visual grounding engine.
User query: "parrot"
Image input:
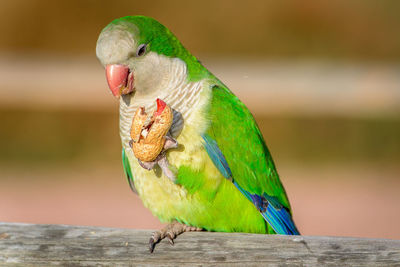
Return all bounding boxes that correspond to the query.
[96,15,299,252]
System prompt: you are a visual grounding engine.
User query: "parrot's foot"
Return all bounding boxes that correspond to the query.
[148,222,202,253]
[133,135,178,182]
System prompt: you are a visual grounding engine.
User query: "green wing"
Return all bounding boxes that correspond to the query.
[122,148,137,194]
[206,83,291,210]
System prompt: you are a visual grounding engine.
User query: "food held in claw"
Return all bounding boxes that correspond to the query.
[130,99,173,162]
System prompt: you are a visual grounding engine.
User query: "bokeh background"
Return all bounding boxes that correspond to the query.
[1,0,399,239]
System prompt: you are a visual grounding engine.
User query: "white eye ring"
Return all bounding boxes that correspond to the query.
[136,44,147,57]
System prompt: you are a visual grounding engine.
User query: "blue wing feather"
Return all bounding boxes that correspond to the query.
[202,134,299,235]
[202,134,232,179]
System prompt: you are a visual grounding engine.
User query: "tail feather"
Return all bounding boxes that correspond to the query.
[234,181,299,235]
[262,204,300,235]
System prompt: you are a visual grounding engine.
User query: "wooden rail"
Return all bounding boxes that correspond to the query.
[0,222,399,266]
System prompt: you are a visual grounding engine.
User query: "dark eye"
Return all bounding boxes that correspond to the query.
[136,44,147,57]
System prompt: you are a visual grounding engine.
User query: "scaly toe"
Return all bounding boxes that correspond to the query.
[166,233,175,245]
[148,231,162,253]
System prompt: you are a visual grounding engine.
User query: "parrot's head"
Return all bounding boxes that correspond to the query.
[96,15,195,99]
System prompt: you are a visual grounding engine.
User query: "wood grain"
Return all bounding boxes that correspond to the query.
[0,223,399,266]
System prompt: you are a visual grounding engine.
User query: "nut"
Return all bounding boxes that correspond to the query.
[130,99,173,162]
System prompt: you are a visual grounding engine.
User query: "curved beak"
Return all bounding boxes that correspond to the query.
[105,64,134,98]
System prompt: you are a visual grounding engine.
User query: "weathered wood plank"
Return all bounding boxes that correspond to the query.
[0,222,399,266]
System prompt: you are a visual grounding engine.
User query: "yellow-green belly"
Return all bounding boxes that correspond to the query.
[127,130,267,234]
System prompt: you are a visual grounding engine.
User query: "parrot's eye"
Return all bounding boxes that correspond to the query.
[136,44,147,57]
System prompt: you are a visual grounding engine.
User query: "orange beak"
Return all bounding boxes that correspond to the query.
[105,64,134,98]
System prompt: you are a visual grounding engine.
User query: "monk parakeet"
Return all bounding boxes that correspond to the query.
[96,15,299,252]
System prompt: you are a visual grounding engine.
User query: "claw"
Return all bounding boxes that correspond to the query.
[158,156,176,182]
[148,231,161,253]
[149,238,156,253]
[138,159,157,170]
[166,233,174,245]
[164,135,178,150]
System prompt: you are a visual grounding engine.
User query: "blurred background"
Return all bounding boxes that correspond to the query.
[1,0,399,239]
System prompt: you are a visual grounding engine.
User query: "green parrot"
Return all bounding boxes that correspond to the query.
[96,15,299,252]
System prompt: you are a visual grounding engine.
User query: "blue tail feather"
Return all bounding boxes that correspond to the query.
[235,181,299,235]
[262,204,299,235]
